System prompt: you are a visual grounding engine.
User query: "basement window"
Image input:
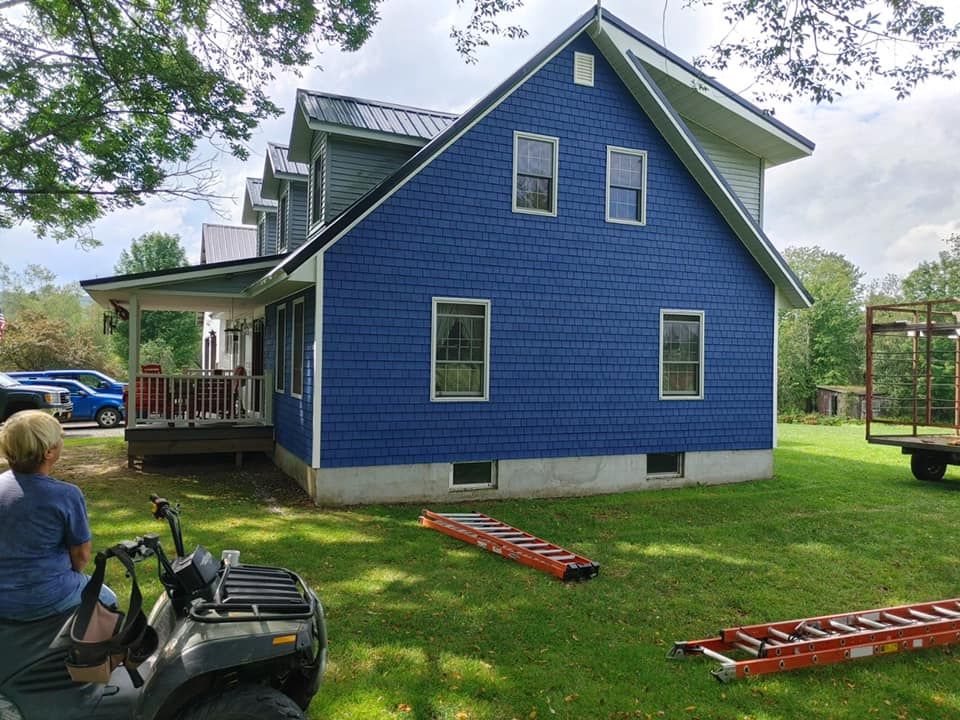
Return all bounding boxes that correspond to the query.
[647,452,683,478]
[450,461,498,490]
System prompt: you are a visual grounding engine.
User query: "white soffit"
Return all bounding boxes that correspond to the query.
[601,19,812,167]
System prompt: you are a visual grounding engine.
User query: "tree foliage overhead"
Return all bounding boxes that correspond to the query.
[0,0,524,243]
[110,232,201,371]
[695,0,960,104]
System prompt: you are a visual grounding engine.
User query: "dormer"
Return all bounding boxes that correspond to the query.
[260,142,309,253]
[288,90,457,238]
[241,178,278,256]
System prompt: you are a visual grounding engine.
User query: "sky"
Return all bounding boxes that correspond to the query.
[2,0,959,287]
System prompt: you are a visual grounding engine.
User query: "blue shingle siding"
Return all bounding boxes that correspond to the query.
[265,289,315,462]
[318,35,774,469]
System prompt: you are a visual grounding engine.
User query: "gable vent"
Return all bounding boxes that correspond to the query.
[573,52,595,87]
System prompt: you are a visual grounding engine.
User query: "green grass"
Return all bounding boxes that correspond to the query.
[44,426,960,719]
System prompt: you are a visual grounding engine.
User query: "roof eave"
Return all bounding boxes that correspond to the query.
[598,38,811,307]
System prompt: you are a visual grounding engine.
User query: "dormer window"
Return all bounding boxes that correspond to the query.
[278,192,288,252]
[311,152,324,227]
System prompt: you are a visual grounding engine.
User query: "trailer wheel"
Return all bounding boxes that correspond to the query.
[911,453,947,482]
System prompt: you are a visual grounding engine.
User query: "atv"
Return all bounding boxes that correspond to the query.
[0,496,327,720]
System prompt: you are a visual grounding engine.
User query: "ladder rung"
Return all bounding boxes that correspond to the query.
[829,620,859,633]
[855,616,887,629]
[909,609,939,622]
[933,605,960,618]
[733,642,759,657]
[882,612,915,626]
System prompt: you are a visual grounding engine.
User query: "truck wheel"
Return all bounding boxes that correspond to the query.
[95,406,121,428]
[911,453,947,482]
[178,686,304,720]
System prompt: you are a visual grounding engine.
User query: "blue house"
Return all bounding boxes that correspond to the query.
[82,7,813,504]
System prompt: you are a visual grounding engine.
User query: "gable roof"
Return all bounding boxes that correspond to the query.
[200,223,257,264]
[288,90,458,162]
[249,6,812,308]
[261,141,308,200]
[241,177,277,225]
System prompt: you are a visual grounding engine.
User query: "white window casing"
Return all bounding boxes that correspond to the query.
[606,146,647,226]
[275,304,287,393]
[291,298,305,399]
[431,297,491,402]
[512,131,559,217]
[659,309,704,400]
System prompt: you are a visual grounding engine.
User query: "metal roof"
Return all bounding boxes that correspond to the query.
[267,142,308,178]
[298,90,458,141]
[200,223,258,264]
[246,178,276,210]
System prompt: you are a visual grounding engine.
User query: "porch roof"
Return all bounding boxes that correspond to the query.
[80,255,307,312]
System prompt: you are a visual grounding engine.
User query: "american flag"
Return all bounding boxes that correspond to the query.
[0,308,5,342]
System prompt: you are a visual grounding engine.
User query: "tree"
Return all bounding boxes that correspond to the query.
[779,246,865,411]
[111,232,201,371]
[901,234,960,300]
[0,263,122,373]
[692,1,960,104]
[0,0,525,243]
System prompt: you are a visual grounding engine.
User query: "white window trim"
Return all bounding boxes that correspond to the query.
[290,297,305,399]
[606,146,648,226]
[275,304,287,393]
[512,131,559,217]
[659,309,705,401]
[449,460,498,491]
[646,451,685,479]
[309,145,324,229]
[431,296,491,403]
[278,190,289,253]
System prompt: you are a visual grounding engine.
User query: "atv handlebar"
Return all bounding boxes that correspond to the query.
[150,494,186,558]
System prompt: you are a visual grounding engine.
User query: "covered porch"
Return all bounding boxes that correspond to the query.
[81,256,311,467]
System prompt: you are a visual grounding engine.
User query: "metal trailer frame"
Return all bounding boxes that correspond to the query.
[866,299,960,480]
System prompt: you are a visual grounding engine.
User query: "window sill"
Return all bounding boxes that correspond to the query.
[431,396,489,403]
[606,216,646,226]
[511,206,557,218]
[449,483,497,492]
[660,394,703,401]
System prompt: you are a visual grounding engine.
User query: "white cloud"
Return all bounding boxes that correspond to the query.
[1,0,956,288]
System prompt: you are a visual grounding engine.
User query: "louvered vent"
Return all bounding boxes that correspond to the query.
[573,52,594,87]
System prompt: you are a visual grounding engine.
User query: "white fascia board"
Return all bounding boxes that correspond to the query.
[591,27,811,309]
[260,155,280,200]
[308,122,429,148]
[82,259,278,293]
[288,95,314,164]
[601,20,812,166]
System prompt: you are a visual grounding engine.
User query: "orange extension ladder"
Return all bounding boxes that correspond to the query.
[418,510,600,582]
[669,598,960,682]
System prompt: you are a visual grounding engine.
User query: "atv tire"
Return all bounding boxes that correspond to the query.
[178,685,305,720]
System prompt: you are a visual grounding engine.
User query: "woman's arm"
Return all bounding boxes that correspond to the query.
[69,541,92,571]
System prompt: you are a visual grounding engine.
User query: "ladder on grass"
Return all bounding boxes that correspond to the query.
[669,598,960,682]
[418,510,600,581]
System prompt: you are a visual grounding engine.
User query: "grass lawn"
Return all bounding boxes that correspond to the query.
[32,425,960,719]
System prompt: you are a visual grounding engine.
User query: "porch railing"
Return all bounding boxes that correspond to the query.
[131,370,272,427]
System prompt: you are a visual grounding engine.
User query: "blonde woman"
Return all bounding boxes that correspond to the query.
[0,410,116,621]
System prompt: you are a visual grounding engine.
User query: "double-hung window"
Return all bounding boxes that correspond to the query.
[660,310,704,399]
[291,299,305,397]
[275,305,287,393]
[277,192,288,252]
[311,153,324,227]
[606,147,647,224]
[432,298,490,401]
[513,132,558,216]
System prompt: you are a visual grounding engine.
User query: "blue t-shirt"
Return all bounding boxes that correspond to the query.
[0,469,92,620]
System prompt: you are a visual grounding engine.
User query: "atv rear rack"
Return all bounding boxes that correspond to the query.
[189,564,315,622]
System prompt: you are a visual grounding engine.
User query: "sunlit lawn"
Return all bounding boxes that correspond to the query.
[40,426,960,718]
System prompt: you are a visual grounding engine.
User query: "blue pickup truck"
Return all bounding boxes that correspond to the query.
[0,372,73,422]
[7,369,127,395]
[14,377,125,427]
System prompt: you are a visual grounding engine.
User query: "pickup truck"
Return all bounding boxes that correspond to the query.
[0,372,73,422]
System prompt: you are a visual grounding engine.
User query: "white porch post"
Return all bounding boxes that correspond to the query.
[127,294,140,423]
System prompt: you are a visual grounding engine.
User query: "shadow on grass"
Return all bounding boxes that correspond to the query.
[42,435,960,719]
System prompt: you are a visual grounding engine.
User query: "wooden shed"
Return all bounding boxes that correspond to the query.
[816,385,867,419]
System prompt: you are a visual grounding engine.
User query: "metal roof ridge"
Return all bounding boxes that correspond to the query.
[296,88,459,119]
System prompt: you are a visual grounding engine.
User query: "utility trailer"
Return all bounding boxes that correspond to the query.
[866,299,960,480]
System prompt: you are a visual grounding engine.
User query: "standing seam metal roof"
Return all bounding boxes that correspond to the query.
[298,90,458,140]
[245,178,277,210]
[267,142,309,178]
[200,224,258,264]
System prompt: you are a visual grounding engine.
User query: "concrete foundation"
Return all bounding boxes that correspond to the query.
[273,444,773,506]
